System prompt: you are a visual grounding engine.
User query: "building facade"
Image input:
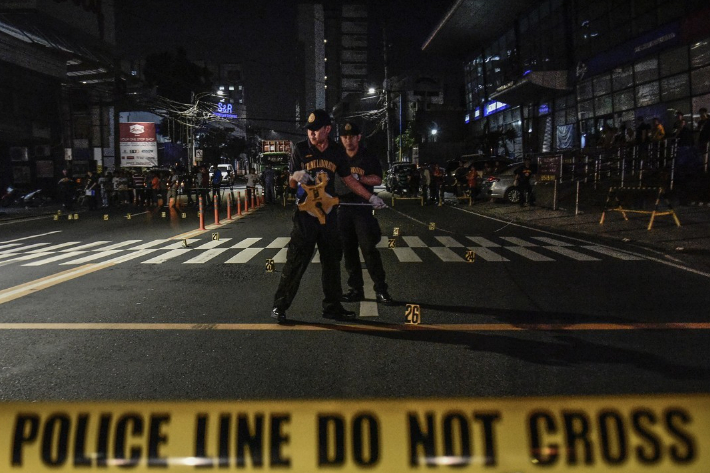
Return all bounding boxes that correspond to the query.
[0,0,120,190]
[426,0,710,158]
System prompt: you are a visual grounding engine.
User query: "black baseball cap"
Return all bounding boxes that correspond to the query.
[304,109,332,130]
[340,121,361,136]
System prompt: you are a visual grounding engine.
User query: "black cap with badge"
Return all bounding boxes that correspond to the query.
[340,121,361,136]
[304,109,332,130]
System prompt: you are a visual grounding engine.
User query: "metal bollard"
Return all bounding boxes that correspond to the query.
[244,189,249,213]
[251,190,255,209]
[227,193,232,219]
[237,191,242,216]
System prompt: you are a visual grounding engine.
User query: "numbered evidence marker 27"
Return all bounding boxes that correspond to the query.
[265,258,275,272]
[405,304,421,325]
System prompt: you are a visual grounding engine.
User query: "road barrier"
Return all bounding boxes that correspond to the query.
[391,195,424,207]
[1,394,708,472]
[227,193,232,220]
[599,186,681,230]
[198,196,205,230]
[237,191,242,216]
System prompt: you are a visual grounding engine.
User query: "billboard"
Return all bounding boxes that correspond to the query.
[120,122,158,168]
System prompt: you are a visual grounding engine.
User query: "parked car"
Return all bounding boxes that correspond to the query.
[385,163,418,195]
[479,162,535,204]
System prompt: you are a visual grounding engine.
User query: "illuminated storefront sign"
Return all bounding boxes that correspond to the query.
[214,103,239,119]
[483,101,509,117]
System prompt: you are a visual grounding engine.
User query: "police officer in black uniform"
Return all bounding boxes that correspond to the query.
[337,121,393,304]
[271,110,386,322]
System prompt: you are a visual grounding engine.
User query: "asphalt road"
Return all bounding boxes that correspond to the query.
[0,198,708,401]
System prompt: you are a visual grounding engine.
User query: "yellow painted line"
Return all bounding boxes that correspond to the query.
[0,263,115,304]
[0,322,707,331]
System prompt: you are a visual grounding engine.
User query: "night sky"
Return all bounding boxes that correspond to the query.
[114,0,460,129]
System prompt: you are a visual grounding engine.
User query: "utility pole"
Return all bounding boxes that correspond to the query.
[383,27,393,166]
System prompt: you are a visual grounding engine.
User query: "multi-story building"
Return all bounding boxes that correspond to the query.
[296,2,372,127]
[209,62,247,139]
[0,0,120,189]
[424,0,710,157]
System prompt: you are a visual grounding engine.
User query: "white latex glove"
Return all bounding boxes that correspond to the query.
[292,170,312,185]
[352,173,360,181]
[369,194,386,209]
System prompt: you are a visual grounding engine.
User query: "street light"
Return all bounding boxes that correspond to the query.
[368,87,376,94]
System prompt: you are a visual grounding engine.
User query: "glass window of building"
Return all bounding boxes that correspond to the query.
[634,57,659,83]
[691,65,710,95]
[636,81,660,106]
[660,46,688,77]
[612,66,634,90]
[614,89,635,111]
[690,39,710,68]
[660,74,690,101]
[593,74,612,95]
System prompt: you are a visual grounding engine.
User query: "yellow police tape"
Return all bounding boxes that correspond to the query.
[1,394,708,471]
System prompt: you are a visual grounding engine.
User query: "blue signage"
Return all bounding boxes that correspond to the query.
[214,103,238,119]
[483,101,509,117]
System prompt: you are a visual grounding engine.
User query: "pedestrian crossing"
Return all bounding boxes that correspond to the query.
[0,234,648,268]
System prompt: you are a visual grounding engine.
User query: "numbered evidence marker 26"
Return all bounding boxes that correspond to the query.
[405,304,421,325]
[265,258,275,272]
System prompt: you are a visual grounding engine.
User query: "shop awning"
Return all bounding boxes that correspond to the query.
[489,71,570,105]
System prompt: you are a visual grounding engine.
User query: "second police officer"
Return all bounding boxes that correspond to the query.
[271,110,387,323]
[337,121,393,304]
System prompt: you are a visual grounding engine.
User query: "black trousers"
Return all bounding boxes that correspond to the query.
[337,206,388,293]
[273,209,343,312]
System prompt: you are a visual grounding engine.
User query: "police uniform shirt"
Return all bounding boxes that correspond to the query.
[291,139,351,204]
[339,147,382,204]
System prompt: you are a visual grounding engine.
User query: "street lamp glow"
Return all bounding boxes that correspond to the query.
[430,128,438,135]
[368,87,376,94]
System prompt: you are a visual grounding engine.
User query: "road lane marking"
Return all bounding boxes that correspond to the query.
[430,247,465,262]
[0,242,51,254]
[359,269,379,318]
[465,246,509,262]
[0,231,61,243]
[225,247,263,263]
[194,238,232,249]
[0,243,22,250]
[161,239,199,249]
[60,250,124,264]
[0,322,707,331]
[22,251,88,266]
[466,236,500,247]
[504,246,555,262]
[128,239,170,250]
[376,236,389,248]
[27,242,80,252]
[532,237,575,246]
[99,240,142,250]
[59,241,111,251]
[0,252,54,266]
[435,236,464,247]
[402,236,426,247]
[183,249,228,264]
[582,245,646,260]
[273,248,288,263]
[231,237,261,248]
[501,236,537,247]
[142,249,191,264]
[266,237,290,248]
[392,247,422,262]
[543,246,601,261]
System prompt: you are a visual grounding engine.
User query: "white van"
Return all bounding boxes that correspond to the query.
[209,164,234,186]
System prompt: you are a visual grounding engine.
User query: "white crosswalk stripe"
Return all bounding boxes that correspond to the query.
[225,248,263,263]
[98,240,142,251]
[582,245,646,260]
[504,246,555,261]
[60,250,125,265]
[142,249,191,264]
[435,236,465,247]
[0,243,23,250]
[466,236,500,247]
[0,235,653,267]
[183,249,228,264]
[543,246,601,261]
[194,238,232,249]
[466,246,510,262]
[501,237,538,247]
[23,251,88,266]
[430,247,465,262]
